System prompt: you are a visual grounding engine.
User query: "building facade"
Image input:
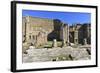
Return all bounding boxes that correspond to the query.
[69,23,91,45]
[22,16,91,48]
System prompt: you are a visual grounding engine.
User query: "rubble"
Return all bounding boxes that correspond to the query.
[23,45,91,63]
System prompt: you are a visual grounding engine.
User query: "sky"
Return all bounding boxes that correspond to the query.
[22,10,91,25]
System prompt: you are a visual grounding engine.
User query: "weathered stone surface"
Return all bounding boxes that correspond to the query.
[22,16,91,53]
[84,38,87,45]
[22,16,91,63]
[23,45,91,63]
[53,39,57,47]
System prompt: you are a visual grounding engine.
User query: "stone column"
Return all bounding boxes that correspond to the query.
[74,30,78,45]
[62,40,66,47]
[26,16,31,43]
[67,24,70,46]
[53,39,57,47]
[84,38,87,45]
[62,24,68,47]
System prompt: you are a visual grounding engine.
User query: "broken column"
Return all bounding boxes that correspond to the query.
[84,38,87,45]
[60,23,69,47]
[74,30,78,45]
[53,39,57,47]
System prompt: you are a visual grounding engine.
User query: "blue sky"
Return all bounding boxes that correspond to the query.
[22,10,91,25]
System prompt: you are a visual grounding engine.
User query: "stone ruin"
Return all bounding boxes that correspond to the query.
[22,16,91,62]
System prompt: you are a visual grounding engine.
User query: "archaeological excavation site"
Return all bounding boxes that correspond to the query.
[22,16,91,63]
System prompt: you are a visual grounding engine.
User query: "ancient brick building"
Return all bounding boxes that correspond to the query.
[22,16,69,48]
[22,16,91,49]
[69,23,91,45]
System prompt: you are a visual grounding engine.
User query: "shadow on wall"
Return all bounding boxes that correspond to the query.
[47,19,62,41]
[78,23,91,45]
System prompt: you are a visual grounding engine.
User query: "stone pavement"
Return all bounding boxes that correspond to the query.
[23,46,91,63]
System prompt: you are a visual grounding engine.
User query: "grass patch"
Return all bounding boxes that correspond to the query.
[43,41,62,48]
[44,41,53,48]
[36,41,63,48]
[57,41,62,47]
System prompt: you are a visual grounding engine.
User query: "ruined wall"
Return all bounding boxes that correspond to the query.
[23,16,54,43]
[35,32,47,48]
[22,16,91,48]
[81,24,91,44]
[60,24,69,46]
[69,23,91,45]
[22,16,64,48]
[28,16,54,32]
[23,16,65,42]
[22,17,26,42]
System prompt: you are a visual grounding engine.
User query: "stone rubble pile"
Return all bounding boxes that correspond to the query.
[23,46,91,63]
